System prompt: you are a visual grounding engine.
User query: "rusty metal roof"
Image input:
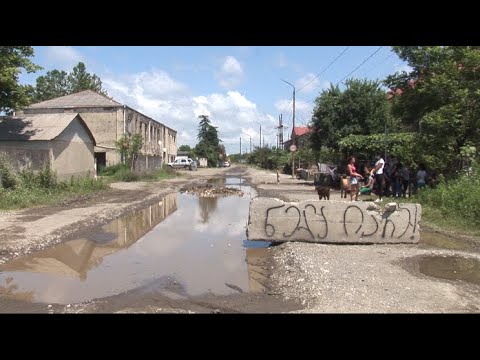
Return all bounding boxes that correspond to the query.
[26,90,122,109]
[0,113,95,144]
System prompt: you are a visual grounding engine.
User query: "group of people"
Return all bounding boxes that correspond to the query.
[345,154,432,202]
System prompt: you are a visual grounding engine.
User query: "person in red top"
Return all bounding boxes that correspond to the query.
[346,156,363,201]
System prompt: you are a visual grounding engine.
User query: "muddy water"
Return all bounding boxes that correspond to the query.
[0,178,267,305]
[411,255,480,285]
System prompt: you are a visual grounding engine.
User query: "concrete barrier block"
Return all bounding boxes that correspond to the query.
[247,198,421,244]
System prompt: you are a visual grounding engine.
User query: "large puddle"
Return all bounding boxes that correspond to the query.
[411,255,480,285]
[0,177,269,305]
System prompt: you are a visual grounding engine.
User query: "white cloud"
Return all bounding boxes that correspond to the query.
[296,73,329,94]
[193,91,276,151]
[44,46,84,70]
[394,63,413,73]
[216,56,244,89]
[102,69,276,153]
[275,98,315,126]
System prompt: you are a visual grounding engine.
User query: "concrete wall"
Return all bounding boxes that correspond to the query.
[0,119,94,180]
[247,198,422,244]
[0,141,51,171]
[24,106,177,169]
[52,117,95,179]
[135,154,163,172]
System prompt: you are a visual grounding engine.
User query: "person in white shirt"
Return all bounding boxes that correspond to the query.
[416,163,428,190]
[372,154,385,202]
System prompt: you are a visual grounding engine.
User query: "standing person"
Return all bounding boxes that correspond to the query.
[399,163,410,197]
[372,154,385,203]
[346,156,363,201]
[416,163,428,190]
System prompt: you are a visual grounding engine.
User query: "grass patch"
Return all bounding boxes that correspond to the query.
[0,176,109,210]
[99,164,181,182]
[400,170,480,236]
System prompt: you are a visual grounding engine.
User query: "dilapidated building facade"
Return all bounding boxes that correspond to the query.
[0,113,96,179]
[19,90,177,171]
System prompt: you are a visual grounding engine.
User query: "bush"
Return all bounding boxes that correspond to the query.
[112,167,138,182]
[38,165,57,188]
[0,155,19,189]
[98,163,129,176]
[417,167,480,230]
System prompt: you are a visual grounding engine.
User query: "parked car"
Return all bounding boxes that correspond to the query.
[168,158,193,169]
[223,161,230,167]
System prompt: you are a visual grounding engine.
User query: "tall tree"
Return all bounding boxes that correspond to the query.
[34,69,69,102]
[309,79,394,153]
[0,46,42,114]
[33,61,107,102]
[68,62,106,94]
[384,46,480,173]
[195,115,222,167]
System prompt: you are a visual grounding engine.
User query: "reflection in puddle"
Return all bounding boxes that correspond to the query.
[412,255,480,285]
[0,179,265,305]
[245,248,270,293]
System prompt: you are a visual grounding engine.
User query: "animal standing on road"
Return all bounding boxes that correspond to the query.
[315,185,330,200]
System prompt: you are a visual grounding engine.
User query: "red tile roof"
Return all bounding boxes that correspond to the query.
[294,127,311,137]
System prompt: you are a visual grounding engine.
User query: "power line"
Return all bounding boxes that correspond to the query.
[279,46,350,116]
[296,46,350,93]
[355,49,393,79]
[335,46,383,86]
[304,46,384,104]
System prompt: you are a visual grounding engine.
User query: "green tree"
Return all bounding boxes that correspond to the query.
[309,79,394,154]
[33,61,107,102]
[0,46,42,114]
[178,145,192,152]
[194,115,222,167]
[114,133,143,171]
[384,46,480,173]
[34,69,69,102]
[68,62,106,95]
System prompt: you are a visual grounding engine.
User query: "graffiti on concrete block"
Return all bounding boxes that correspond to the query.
[263,203,419,241]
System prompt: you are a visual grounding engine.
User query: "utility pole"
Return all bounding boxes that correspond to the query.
[250,136,252,153]
[276,114,285,149]
[282,79,296,178]
[384,120,387,162]
[240,137,242,156]
[255,121,262,148]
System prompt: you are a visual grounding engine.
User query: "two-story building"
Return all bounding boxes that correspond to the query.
[18,90,177,171]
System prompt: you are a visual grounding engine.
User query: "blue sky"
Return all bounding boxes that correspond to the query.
[20,46,410,155]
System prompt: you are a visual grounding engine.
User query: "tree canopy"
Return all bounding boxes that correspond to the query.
[34,62,107,102]
[309,79,394,156]
[194,115,223,167]
[0,46,42,114]
[384,46,480,173]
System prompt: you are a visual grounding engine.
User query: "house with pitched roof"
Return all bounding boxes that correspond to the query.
[18,90,177,171]
[0,113,96,179]
[283,126,312,150]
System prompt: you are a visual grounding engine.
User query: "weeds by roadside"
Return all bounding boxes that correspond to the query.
[98,164,180,182]
[397,167,480,236]
[0,160,108,210]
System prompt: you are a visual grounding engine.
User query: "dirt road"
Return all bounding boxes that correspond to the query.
[1,164,480,313]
